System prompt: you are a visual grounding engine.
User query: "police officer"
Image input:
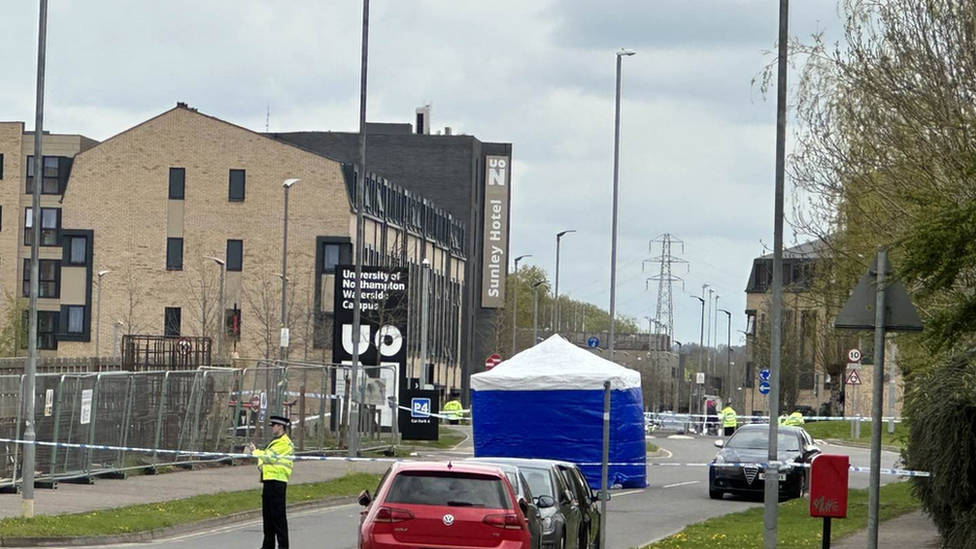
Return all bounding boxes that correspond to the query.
[787,410,805,426]
[247,415,294,549]
[719,402,737,437]
[443,392,463,425]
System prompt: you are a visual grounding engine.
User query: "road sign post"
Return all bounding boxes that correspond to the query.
[834,249,923,549]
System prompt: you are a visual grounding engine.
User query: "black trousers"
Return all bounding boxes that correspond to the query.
[262,480,288,549]
[724,426,735,437]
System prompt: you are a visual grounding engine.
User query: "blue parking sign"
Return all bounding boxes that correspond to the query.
[411,397,431,418]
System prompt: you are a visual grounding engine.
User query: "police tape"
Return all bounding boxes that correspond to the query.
[0,438,932,477]
[645,412,902,423]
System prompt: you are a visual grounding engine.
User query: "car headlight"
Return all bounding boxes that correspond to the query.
[713,454,725,464]
[542,516,555,534]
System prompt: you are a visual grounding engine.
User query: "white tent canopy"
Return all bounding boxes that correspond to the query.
[471,335,641,392]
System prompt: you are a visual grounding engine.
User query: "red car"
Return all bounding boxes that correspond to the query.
[358,461,532,549]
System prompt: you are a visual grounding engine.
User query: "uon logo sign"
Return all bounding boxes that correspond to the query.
[340,324,403,357]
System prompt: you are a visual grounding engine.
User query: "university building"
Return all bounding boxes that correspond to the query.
[0,104,467,395]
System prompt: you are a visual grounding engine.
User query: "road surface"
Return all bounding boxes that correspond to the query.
[79,431,901,549]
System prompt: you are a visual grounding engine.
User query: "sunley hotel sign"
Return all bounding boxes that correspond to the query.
[481,155,510,308]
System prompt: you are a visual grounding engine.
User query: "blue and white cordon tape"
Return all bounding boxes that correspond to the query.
[0,438,931,477]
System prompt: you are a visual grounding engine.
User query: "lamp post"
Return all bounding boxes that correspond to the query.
[22,0,49,517]
[95,270,111,356]
[511,254,531,356]
[608,47,635,363]
[280,179,300,362]
[554,230,575,333]
[718,308,732,402]
[692,287,707,429]
[205,256,226,358]
[419,259,431,388]
[672,340,682,412]
[532,281,546,346]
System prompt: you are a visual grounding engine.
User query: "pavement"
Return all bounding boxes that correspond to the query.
[0,428,940,549]
[831,511,940,548]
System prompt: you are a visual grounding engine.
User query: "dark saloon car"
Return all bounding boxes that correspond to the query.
[708,424,820,500]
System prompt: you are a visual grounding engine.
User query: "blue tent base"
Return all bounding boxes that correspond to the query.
[472,388,647,489]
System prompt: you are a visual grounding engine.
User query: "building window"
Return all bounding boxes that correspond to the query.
[65,306,85,334]
[323,243,341,273]
[164,307,181,337]
[22,258,60,298]
[169,167,185,199]
[226,239,243,272]
[65,235,88,266]
[22,310,59,350]
[0,153,4,179]
[229,169,245,201]
[745,310,757,336]
[24,207,60,246]
[26,156,61,194]
[166,237,183,270]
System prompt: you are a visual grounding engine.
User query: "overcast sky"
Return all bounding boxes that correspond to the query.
[1,0,845,348]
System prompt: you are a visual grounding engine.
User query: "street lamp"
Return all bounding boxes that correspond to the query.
[95,270,111,356]
[280,178,300,362]
[608,47,636,365]
[204,256,226,358]
[718,308,732,402]
[554,230,575,333]
[672,340,682,412]
[512,254,532,357]
[692,287,707,427]
[532,281,547,346]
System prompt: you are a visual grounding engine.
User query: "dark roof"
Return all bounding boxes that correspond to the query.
[758,238,830,260]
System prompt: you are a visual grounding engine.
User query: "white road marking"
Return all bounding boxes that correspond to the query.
[614,489,644,497]
[648,447,674,459]
[663,480,700,489]
[667,435,694,440]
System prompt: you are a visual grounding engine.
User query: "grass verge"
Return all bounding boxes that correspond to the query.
[647,441,660,454]
[642,481,918,549]
[403,427,468,450]
[803,420,906,449]
[0,473,381,539]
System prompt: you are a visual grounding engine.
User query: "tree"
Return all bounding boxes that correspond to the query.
[0,293,28,358]
[182,258,221,342]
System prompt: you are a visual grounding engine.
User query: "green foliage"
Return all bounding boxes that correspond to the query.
[643,481,918,549]
[0,473,381,538]
[0,293,28,358]
[903,350,976,547]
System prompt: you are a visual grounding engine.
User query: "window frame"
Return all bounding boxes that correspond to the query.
[24,207,61,247]
[226,239,243,272]
[166,237,184,271]
[228,169,246,202]
[0,153,4,180]
[164,307,182,337]
[64,234,88,266]
[25,155,61,195]
[22,258,61,298]
[169,167,186,200]
[22,310,59,350]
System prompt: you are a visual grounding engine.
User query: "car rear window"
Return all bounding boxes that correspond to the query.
[521,467,554,499]
[385,472,512,509]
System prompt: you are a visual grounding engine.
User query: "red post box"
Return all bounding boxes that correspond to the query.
[809,454,850,549]
[810,454,850,518]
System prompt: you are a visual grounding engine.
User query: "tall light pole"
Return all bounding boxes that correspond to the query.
[280,178,300,362]
[532,281,546,346]
[765,0,791,546]
[95,270,111,356]
[419,259,430,388]
[672,340,682,412]
[205,256,226,357]
[692,291,706,425]
[719,308,732,402]
[608,48,635,360]
[554,230,575,333]
[511,254,531,357]
[349,0,371,459]
[23,0,49,518]
[706,289,715,375]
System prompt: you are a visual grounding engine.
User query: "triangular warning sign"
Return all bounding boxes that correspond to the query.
[846,369,862,385]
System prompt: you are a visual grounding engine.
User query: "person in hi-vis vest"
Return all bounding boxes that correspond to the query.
[247,415,294,549]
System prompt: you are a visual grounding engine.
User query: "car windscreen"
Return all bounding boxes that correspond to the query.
[385,471,512,509]
[521,467,554,499]
[726,430,801,452]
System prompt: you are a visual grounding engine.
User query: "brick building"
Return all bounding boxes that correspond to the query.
[0,105,467,394]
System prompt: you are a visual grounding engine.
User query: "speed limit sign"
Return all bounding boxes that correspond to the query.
[848,348,862,363]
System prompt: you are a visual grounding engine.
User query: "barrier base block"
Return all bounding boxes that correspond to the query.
[59,476,95,485]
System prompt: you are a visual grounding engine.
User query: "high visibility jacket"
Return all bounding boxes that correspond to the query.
[787,412,805,426]
[720,407,737,428]
[443,400,464,420]
[253,433,294,483]
[778,415,789,425]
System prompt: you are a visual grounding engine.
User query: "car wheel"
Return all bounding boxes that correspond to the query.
[709,488,724,500]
